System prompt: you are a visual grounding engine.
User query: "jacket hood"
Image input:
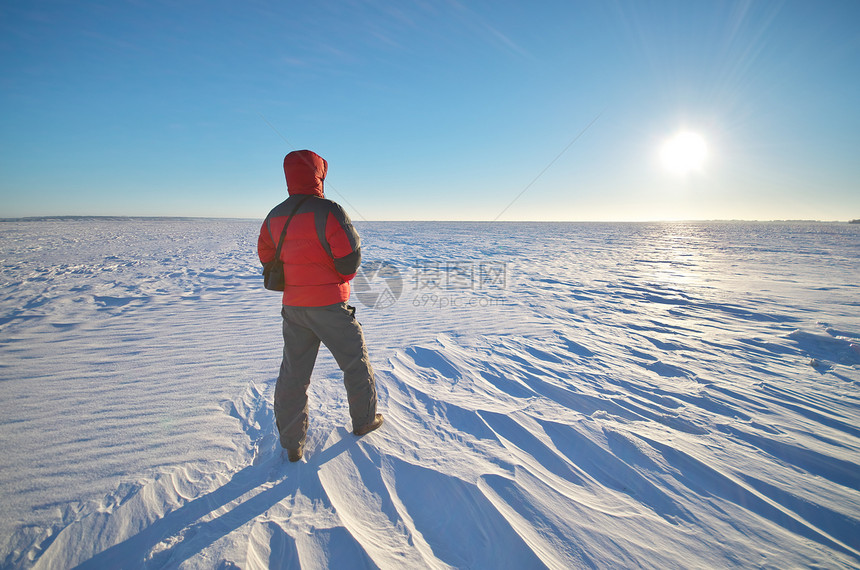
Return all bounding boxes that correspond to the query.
[284,150,327,197]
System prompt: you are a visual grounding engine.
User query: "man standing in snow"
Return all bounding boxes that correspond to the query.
[258,150,383,462]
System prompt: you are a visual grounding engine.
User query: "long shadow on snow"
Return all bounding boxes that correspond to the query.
[73,435,365,570]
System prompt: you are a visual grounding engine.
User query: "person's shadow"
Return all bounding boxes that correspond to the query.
[74,431,355,569]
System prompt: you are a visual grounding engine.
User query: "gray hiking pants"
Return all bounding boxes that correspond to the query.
[275,303,377,450]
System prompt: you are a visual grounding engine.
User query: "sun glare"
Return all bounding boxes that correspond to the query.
[660,131,707,175]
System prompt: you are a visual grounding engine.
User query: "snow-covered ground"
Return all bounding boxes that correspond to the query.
[1,219,858,569]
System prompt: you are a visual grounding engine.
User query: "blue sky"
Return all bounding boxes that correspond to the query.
[2,1,859,221]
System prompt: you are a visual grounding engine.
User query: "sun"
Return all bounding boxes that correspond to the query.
[660,131,708,175]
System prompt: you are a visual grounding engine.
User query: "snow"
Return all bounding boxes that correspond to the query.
[1,219,858,569]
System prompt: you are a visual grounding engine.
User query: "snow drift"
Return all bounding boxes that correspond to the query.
[1,219,858,568]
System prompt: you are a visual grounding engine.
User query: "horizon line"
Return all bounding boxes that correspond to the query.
[1,215,856,224]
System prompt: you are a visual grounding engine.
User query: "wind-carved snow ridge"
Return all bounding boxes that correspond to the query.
[379,328,860,568]
[382,326,860,568]
[222,381,279,466]
[2,220,859,569]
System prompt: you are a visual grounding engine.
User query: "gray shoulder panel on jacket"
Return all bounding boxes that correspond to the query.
[310,198,361,261]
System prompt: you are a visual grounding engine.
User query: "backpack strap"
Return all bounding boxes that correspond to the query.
[270,195,312,260]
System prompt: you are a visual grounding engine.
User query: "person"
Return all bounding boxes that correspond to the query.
[258,149,383,462]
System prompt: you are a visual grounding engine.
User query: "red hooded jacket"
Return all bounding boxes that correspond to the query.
[258,150,361,306]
